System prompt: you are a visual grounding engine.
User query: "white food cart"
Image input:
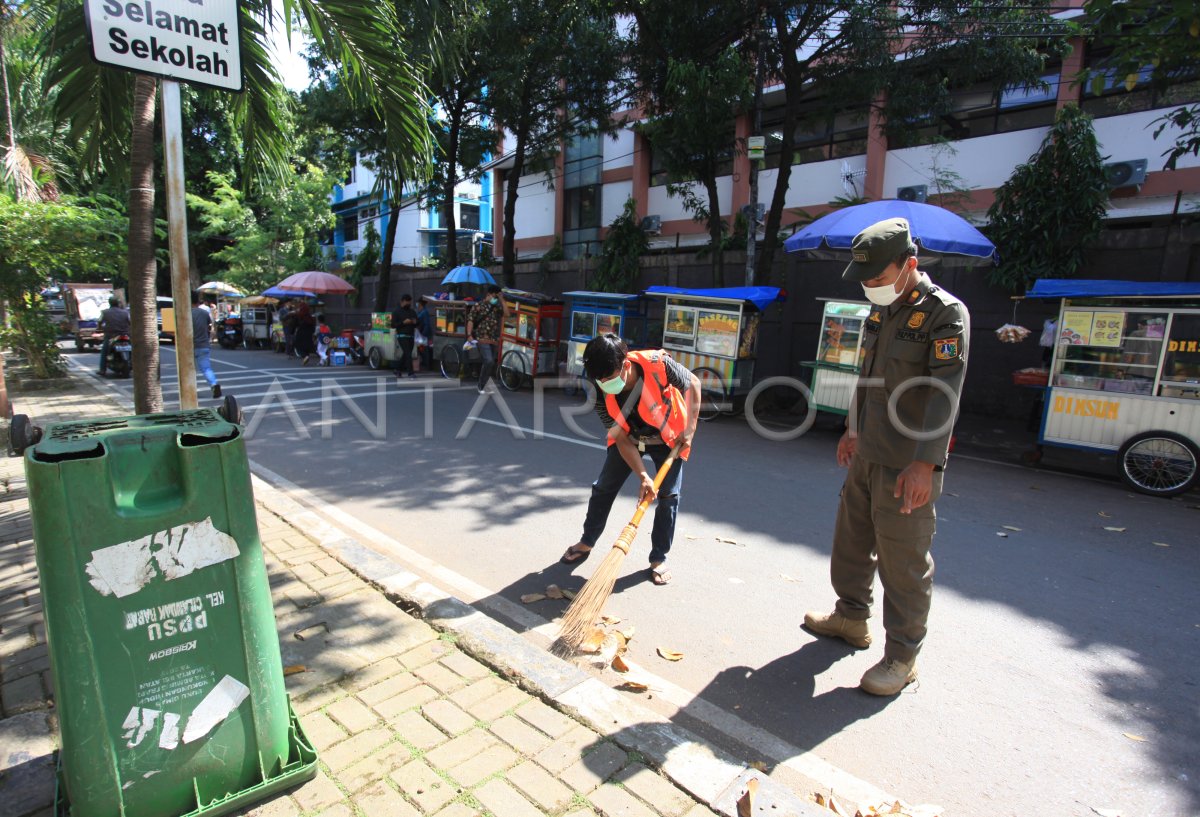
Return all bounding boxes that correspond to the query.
[800,298,872,415]
[1027,279,1200,496]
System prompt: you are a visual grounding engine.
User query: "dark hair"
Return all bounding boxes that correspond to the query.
[486,284,502,295]
[316,313,326,322]
[891,243,918,268]
[109,296,120,308]
[191,290,201,305]
[582,334,628,380]
[401,293,412,302]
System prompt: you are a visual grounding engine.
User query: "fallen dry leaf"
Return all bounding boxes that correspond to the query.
[657,647,684,662]
[600,614,622,625]
[717,536,745,547]
[545,584,564,599]
[1153,542,1170,548]
[617,679,649,692]
[579,629,606,653]
[748,760,767,772]
[1098,511,1112,518]
[1089,808,1123,817]
[596,632,627,665]
[1104,527,1127,533]
[685,534,699,540]
[520,593,546,604]
[780,573,801,583]
[283,665,306,676]
[612,654,631,673]
[1002,525,1022,532]
[736,777,759,817]
[1122,732,1147,742]
[561,588,577,600]
[619,625,636,642]
[996,532,1008,538]
[825,793,850,816]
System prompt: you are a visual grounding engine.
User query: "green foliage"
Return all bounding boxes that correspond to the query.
[541,237,565,263]
[0,294,65,378]
[0,195,127,299]
[1083,0,1200,169]
[592,199,649,293]
[986,105,1108,291]
[349,220,380,307]
[187,164,336,294]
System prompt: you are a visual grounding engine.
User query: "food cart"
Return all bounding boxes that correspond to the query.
[498,290,564,391]
[643,286,783,420]
[1024,279,1200,496]
[425,295,479,379]
[363,313,400,369]
[799,298,873,415]
[237,297,276,348]
[561,291,651,394]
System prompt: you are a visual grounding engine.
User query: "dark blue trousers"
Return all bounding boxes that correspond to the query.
[580,444,684,565]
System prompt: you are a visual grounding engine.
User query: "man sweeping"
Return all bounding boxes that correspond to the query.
[560,334,701,586]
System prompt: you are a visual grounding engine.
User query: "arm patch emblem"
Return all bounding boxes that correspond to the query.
[934,337,960,360]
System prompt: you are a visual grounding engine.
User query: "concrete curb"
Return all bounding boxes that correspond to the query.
[250,474,824,817]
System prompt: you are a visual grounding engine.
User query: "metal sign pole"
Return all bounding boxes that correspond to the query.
[160,79,199,410]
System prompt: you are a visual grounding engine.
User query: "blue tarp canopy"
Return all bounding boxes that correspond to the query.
[563,291,643,303]
[1025,280,1200,299]
[262,286,317,299]
[644,286,783,311]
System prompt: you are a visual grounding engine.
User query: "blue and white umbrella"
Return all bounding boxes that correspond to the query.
[783,200,997,266]
[441,265,497,286]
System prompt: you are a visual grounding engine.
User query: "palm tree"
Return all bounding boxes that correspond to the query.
[37,0,436,413]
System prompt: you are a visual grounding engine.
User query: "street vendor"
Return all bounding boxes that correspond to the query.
[802,217,970,696]
[560,334,701,586]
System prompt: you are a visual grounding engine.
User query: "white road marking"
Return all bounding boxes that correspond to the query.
[467,417,606,450]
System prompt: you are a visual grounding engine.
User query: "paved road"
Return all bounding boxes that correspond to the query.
[67,344,1200,817]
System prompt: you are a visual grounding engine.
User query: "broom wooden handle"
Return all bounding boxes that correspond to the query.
[616,441,685,553]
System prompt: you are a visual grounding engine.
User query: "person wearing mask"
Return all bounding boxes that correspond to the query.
[191,291,221,398]
[97,296,131,375]
[803,218,970,696]
[465,285,510,392]
[391,294,419,378]
[559,334,701,586]
[414,297,434,373]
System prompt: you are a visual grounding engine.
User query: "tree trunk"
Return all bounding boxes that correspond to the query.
[704,174,724,286]
[375,190,401,312]
[442,103,463,269]
[128,75,162,415]
[757,33,801,286]
[501,86,532,288]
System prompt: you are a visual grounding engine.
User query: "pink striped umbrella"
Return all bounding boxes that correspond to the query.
[274,271,356,294]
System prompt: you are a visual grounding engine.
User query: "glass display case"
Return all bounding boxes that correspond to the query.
[498,289,564,390]
[562,292,650,387]
[1051,307,1169,395]
[801,299,873,415]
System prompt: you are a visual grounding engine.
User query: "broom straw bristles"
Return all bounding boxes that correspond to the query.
[558,523,638,650]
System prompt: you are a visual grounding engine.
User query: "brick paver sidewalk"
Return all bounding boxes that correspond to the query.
[0,379,788,817]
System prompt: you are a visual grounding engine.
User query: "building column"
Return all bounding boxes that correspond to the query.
[554,149,566,240]
[863,95,888,201]
[493,169,505,259]
[632,131,650,220]
[1057,37,1085,109]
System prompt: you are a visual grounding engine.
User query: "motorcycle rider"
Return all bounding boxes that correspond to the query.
[97,297,131,375]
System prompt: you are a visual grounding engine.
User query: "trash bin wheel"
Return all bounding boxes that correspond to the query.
[1118,431,1199,497]
[10,414,42,455]
[499,350,526,391]
[218,394,244,426]
[440,345,461,380]
[368,347,384,370]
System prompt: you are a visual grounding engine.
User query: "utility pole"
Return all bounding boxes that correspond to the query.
[745,5,766,287]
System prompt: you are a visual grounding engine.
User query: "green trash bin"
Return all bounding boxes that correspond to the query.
[22,407,317,817]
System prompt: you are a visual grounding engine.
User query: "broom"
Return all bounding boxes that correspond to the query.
[557,441,685,652]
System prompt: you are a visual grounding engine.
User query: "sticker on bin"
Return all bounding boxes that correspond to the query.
[122,674,250,750]
[86,518,239,599]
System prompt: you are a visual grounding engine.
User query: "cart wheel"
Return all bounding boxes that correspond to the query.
[217,395,244,426]
[500,350,526,392]
[242,335,252,350]
[693,366,728,422]
[1118,431,1199,497]
[10,414,42,455]
[440,345,461,380]
[368,347,384,370]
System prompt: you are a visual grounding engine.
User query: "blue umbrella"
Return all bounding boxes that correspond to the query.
[262,285,317,299]
[783,200,997,266]
[441,265,497,286]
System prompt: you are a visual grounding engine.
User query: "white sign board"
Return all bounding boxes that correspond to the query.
[84,0,243,92]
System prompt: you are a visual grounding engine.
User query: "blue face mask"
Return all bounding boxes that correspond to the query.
[489,297,499,305]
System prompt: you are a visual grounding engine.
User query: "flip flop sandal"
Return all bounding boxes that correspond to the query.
[561,544,592,565]
[649,565,672,586]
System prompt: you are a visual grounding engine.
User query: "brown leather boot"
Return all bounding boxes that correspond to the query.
[802,610,871,649]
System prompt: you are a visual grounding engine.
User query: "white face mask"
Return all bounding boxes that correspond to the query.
[862,279,902,306]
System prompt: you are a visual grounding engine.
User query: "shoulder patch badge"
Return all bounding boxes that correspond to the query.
[868,311,881,323]
[907,311,927,330]
[934,337,960,360]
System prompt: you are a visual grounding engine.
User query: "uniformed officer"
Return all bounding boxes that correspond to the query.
[804,217,970,696]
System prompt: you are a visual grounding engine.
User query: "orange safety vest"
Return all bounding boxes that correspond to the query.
[604,350,691,460]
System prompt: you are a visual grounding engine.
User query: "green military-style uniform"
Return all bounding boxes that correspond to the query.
[831,221,970,666]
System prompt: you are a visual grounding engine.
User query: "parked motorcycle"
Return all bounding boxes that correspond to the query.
[104,334,133,378]
[218,315,243,349]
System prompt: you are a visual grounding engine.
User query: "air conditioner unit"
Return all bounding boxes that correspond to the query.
[739,203,766,223]
[1104,159,1148,189]
[897,185,927,203]
[639,215,662,236]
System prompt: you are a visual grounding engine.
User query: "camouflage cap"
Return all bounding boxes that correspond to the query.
[842,217,917,282]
